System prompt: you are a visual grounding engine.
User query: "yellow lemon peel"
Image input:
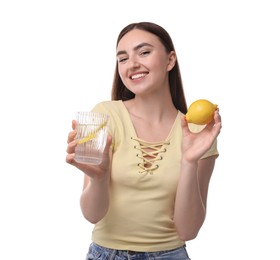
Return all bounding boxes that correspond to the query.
[77,120,108,144]
[186,99,218,125]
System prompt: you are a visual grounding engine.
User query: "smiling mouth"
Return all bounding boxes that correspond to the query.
[130,73,148,80]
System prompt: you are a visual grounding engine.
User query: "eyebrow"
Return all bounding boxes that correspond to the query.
[116,42,154,56]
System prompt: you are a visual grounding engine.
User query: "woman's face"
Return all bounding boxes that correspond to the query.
[116,29,176,97]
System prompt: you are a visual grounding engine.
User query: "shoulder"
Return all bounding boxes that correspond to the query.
[90,100,127,119]
[91,100,128,128]
[91,100,122,112]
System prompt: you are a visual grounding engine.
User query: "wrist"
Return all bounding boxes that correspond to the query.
[180,159,199,174]
[89,171,110,185]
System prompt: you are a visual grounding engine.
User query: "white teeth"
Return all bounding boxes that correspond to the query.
[131,73,146,80]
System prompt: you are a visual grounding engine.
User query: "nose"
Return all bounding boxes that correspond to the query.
[128,56,140,68]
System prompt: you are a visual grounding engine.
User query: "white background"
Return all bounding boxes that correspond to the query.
[0,0,279,259]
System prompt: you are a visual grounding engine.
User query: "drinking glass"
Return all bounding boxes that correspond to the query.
[74,112,109,165]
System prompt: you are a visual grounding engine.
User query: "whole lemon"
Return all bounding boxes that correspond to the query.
[185,99,218,125]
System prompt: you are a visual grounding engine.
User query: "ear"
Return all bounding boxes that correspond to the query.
[167,51,177,72]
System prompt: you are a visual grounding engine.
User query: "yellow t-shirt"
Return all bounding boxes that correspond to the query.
[90,100,219,252]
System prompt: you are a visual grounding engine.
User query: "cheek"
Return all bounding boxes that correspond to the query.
[118,67,131,89]
[118,66,126,81]
[151,57,169,72]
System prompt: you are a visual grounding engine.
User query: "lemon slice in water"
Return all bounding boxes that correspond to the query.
[77,120,108,144]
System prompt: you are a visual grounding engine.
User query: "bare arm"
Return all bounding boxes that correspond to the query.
[66,120,112,224]
[174,156,216,241]
[80,173,110,224]
[174,110,221,241]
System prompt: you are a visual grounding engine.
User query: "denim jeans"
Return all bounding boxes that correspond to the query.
[86,242,191,260]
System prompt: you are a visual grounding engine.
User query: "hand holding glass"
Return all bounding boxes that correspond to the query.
[74,112,109,165]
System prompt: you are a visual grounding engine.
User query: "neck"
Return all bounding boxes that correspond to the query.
[124,94,177,123]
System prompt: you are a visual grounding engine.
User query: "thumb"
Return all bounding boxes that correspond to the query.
[181,115,188,127]
[103,135,113,155]
[181,115,191,135]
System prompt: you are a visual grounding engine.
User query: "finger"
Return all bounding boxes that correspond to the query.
[214,110,222,125]
[67,129,77,144]
[208,110,222,137]
[66,153,76,165]
[205,110,221,130]
[72,120,77,130]
[214,111,222,133]
[66,139,77,154]
[66,154,88,172]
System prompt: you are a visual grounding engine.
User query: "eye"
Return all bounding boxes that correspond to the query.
[140,50,150,56]
[118,57,128,63]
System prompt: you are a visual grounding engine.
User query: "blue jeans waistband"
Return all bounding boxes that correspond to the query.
[86,242,191,259]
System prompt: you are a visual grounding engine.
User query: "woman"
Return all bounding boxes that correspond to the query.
[66,22,222,260]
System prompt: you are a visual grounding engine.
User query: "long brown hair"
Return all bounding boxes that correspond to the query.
[111,22,187,114]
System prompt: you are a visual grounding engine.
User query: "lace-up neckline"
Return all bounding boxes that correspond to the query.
[131,137,170,174]
[120,101,180,174]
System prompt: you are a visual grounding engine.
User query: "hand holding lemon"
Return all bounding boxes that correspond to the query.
[185,99,218,125]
